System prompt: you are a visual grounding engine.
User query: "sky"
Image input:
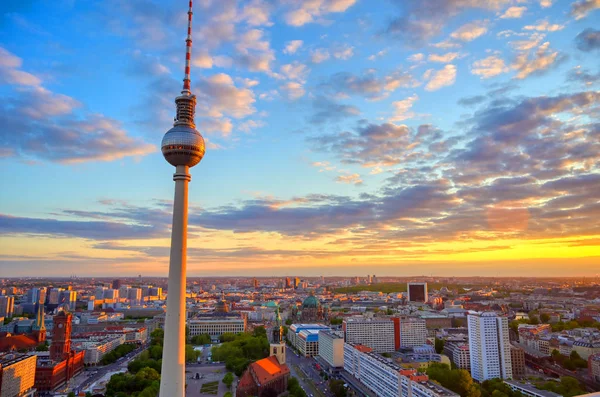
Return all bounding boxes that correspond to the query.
[0,0,599,278]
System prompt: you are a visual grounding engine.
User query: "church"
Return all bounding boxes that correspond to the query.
[236,307,290,397]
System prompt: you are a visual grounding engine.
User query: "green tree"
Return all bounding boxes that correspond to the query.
[36,342,49,351]
[185,344,200,362]
[329,379,347,397]
[434,338,445,354]
[288,377,307,397]
[540,313,550,323]
[67,392,76,397]
[224,393,233,397]
[191,333,212,345]
[222,372,234,389]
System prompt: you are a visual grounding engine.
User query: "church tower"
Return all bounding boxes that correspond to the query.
[270,306,286,365]
[32,303,46,343]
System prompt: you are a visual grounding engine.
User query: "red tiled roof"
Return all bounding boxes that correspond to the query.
[251,356,290,385]
[0,334,38,351]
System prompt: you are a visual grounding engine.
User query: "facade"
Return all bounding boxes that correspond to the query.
[343,317,396,353]
[0,353,37,397]
[407,283,428,303]
[398,317,427,348]
[0,297,14,319]
[589,353,600,382]
[187,314,246,339]
[296,329,319,357]
[468,312,513,382]
[510,345,526,379]
[287,324,329,352]
[344,343,458,397]
[443,342,470,370]
[318,330,344,368]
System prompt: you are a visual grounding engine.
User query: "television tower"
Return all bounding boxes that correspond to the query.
[159,0,206,395]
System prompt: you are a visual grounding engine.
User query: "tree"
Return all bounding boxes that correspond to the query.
[222,372,234,389]
[67,393,76,397]
[288,377,307,397]
[185,344,201,362]
[191,333,211,345]
[329,379,347,397]
[224,393,233,397]
[540,313,550,323]
[36,342,49,351]
[434,338,445,354]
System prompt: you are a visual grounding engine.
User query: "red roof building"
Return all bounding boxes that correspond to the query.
[236,355,290,397]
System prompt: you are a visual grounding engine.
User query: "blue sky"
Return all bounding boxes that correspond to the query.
[1,0,599,277]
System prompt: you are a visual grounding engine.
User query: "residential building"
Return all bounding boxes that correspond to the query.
[318,330,344,368]
[0,353,37,397]
[468,312,513,382]
[72,334,126,365]
[510,345,526,379]
[343,317,395,353]
[444,342,470,370]
[398,317,427,348]
[589,353,600,382]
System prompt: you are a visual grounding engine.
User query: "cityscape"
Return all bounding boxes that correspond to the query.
[1,0,599,397]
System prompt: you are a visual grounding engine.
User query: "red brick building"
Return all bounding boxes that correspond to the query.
[236,355,290,397]
[35,311,85,392]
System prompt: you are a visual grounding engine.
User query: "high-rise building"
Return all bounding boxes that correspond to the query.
[294,277,300,289]
[285,277,292,289]
[468,312,513,382]
[46,288,64,305]
[444,342,470,370]
[407,283,428,303]
[253,278,259,289]
[112,279,122,290]
[0,296,14,318]
[128,288,142,305]
[367,274,372,284]
[397,317,427,348]
[59,290,77,310]
[343,317,396,353]
[0,353,37,397]
[510,345,525,379]
[26,288,44,304]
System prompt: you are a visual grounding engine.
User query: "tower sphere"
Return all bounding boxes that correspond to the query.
[161,124,205,167]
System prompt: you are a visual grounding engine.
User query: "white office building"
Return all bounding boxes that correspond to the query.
[343,317,395,353]
[187,314,246,339]
[468,312,513,382]
[318,330,344,368]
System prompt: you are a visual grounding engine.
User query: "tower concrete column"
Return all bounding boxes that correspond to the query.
[160,165,190,397]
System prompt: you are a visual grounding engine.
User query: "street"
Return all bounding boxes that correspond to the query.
[286,349,332,397]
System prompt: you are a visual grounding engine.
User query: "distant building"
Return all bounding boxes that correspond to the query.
[468,312,512,382]
[287,324,329,354]
[111,279,122,290]
[407,283,428,303]
[291,293,328,323]
[187,314,246,341]
[504,380,562,397]
[589,353,600,383]
[444,342,470,370]
[0,353,37,397]
[398,317,427,348]
[0,297,14,318]
[72,334,126,365]
[318,330,344,368]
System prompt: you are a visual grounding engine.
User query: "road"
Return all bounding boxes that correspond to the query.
[286,349,333,397]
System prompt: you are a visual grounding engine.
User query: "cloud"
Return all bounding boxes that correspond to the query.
[234,29,275,73]
[523,20,564,32]
[333,44,354,60]
[428,52,459,63]
[196,73,256,119]
[471,56,510,79]
[0,47,42,86]
[567,66,600,86]
[539,0,552,8]
[280,82,306,100]
[283,40,303,54]
[200,118,234,137]
[283,0,357,26]
[450,20,488,42]
[499,6,526,18]
[368,49,387,61]
[425,65,457,91]
[509,32,546,51]
[280,62,310,82]
[575,28,600,51]
[238,0,272,26]
[570,0,600,20]
[309,96,360,124]
[390,94,419,122]
[311,48,331,63]
[512,42,564,79]
[322,69,417,101]
[336,173,363,185]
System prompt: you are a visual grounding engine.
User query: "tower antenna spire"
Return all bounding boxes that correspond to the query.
[182,0,193,95]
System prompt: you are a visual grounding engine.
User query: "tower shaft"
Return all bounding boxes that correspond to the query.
[159,165,191,396]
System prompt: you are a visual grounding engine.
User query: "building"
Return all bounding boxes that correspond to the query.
[34,311,85,392]
[318,330,344,368]
[291,293,328,323]
[468,312,513,382]
[510,345,526,379]
[504,380,561,397]
[398,317,427,348]
[297,329,321,357]
[59,291,77,311]
[343,343,458,397]
[269,308,286,366]
[0,353,37,397]
[0,305,46,353]
[343,317,396,353]
[589,353,600,382]
[236,356,290,397]
[112,279,122,290]
[0,297,14,319]
[72,334,126,365]
[187,313,246,341]
[407,283,428,303]
[444,342,470,370]
[287,324,329,353]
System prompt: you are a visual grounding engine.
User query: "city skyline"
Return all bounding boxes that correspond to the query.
[1,1,600,277]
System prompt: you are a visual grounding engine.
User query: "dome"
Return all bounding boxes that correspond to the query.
[302,295,320,309]
[215,299,229,313]
[265,301,278,308]
[161,125,205,167]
